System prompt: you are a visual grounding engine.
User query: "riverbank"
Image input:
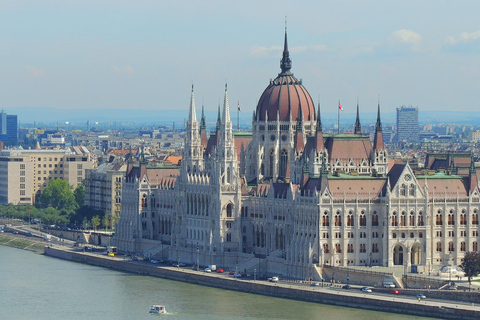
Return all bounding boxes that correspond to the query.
[0,233,45,254]
[44,245,480,320]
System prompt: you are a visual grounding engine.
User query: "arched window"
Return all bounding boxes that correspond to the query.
[473,213,479,225]
[391,212,398,226]
[335,243,342,253]
[400,184,407,196]
[409,184,415,196]
[409,211,415,226]
[461,242,466,252]
[400,211,406,226]
[418,211,424,226]
[226,203,233,218]
[448,241,454,252]
[323,243,329,253]
[322,212,330,227]
[335,212,342,227]
[371,211,379,226]
[473,242,478,252]
[360,212,366,226]
[436,211,443,225]
[269,149,275,177]
[436,242,442,252]
[347,212,354,227]
[347,244,354,253]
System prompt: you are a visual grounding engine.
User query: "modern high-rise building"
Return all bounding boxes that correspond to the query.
[396,106,419,142]
[0,110,18,146]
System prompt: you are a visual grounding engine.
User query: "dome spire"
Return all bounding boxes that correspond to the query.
[354,97,362,135]
[280,17,292,74]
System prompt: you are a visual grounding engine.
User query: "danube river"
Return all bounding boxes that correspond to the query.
[0,246,437,320]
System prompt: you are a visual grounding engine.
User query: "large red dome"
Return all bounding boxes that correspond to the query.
[255,30,315,122]
[256,73,315,122]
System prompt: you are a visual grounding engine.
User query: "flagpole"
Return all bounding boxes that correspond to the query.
[337,100,340,134]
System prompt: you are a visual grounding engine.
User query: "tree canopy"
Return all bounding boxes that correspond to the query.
[38,179,78,211]
[460,251,480,286]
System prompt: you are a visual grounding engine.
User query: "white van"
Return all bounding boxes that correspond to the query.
[383,282,395,288]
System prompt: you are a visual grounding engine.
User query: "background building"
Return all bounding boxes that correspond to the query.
[0,110,18,146]
[0,147,95,205]
[396,106,419,142]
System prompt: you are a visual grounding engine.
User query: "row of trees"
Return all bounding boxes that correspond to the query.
[0,179,114,231]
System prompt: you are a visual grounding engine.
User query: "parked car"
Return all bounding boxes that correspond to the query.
[342,284,351,290]
[233,272,242,278]
[383,282,396,288]
[204,268,212,273]
[216,268,224,273]
[416,294,426,299]
[131,256,138,261]
[390,290,400,295]
[311,282,320,286]
[361,287,372,293]
[269,276,279,282]
[25,232,32,237]
[179,262,186,267]
[150,259,159,264]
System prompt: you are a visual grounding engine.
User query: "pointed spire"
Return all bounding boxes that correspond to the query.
[294,107,304,152]
[469,153,478,194]
[188,84,197,123]
[470,152,476,174]
[216,101,221,132]
[314,100,324,151]
[280,18,292,75]
[373,99,385,150]
[376,98,382,130]
[200,101,206,131]
[222,83,231,125]
[354,98,362,135]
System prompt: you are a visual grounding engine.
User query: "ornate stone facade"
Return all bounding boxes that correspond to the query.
[113,31,480,278]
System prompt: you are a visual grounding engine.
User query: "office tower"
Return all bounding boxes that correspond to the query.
[0,110,18,146]
[396,106,419,142]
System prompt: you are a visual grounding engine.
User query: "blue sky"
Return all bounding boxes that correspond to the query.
[1,0,479,119]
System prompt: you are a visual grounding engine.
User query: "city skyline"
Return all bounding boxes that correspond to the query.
[1,1,479,118]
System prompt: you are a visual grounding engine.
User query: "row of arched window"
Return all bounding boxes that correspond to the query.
[322,211,379,227]
[322,243,379,254]
[391,211,424,227]
[436,241,478,252]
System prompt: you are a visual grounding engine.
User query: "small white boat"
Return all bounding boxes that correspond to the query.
[149,305,166,314]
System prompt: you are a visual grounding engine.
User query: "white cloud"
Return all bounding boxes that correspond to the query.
[390,29,422,45]
[25,66,46,78]
[112,65,135,75]
[446,30,480,44]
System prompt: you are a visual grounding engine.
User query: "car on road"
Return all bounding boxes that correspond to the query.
[233,272,242,278]
[131,256,138,261]
[204,268,212,273]
[269,276,279,282]
[416,294,426,299]
[150,259,159,264]
[311,282,320,286]
[216,268,224,273]
[25,232,32,237]
[179,262,186,267]
[361,287,372,293]
[390,290,400,295]
[383,282,395,288]
[342,284,351,290]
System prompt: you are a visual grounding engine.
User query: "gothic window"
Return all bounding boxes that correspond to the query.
[409,211,415,226]
[472,213,479,225]
[391,212,398,226]
[372,243,379,253]
[347,212,354,227]
[436,242,442,252]
[322,212,330,227]
[400,211,406,226]
[436,211,443,226]
[323,243,329,253]
[335,212,342,227]
[347,244,354,253]
[142,194,147,208]
[226,203,233,218]
[461,242,466,252]
[335,243,342,254]
[448,241,454,252]
[360,244,366,253]
[473,242,478,252]
[226,233,232,242]
[409,184,415,196]
[418,211,424,226]
[371,211,379,226]
[400,184,407,196]
[359,212,366,226]
[448,212,455,225]
[279,149,288,178]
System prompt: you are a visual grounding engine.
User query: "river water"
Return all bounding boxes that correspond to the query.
[0,246,437,320]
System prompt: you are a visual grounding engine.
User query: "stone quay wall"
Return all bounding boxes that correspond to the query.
[44,246,480,320]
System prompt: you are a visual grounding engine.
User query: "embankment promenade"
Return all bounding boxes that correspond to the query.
[43,245,480,320]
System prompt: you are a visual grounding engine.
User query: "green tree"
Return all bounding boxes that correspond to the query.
[91,215,101,231]
[460,251,480,287]
[74,185,85,208]
[38,179,78,211]
[102,214,111,231]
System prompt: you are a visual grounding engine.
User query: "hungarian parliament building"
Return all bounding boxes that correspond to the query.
[113,31,480,278]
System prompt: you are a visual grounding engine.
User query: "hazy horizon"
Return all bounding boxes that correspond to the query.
[1,1,479,121]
